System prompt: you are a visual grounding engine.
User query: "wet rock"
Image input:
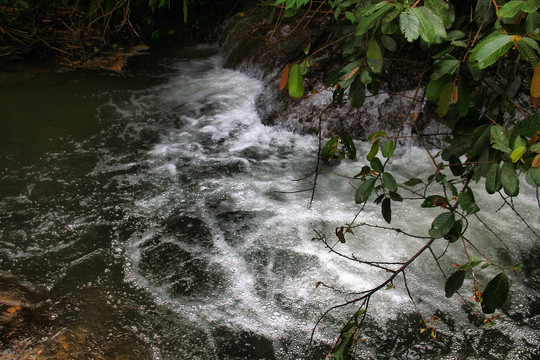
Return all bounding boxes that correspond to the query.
[216,210,257,246]
[212,325,276,359]
[163,214,213,248]
[139,242,227,298]
[220,7,449,145]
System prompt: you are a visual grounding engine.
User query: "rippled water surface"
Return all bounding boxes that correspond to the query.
[1,47,539,359]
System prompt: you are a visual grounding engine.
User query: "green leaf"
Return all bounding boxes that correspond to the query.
[349,76,366,108]
[331,322,357,360]
[527,166,540,186]
[482,273,510,314]
[288,64,304,98]
[517,38,539,68]
[522,0,540,13]
[410,7,447,44]
[461,255,483,271]
[445,270,466,298]
[448,154,463,176]
[486,162,502,194]
[356,0,389,18]
[355,3,393,36]
[382,197,391,223]
[366,138,381,161]
[458,187,480,215]
[425,0,454,29]
[381,35,397,52]
[510,136,527,163]
[470,34,513,69]
[467,125,491,159]
[370,156,384,173]
[497,1,525,18]
[426,76,452,102]
[501,162,520,196]
[355,178,376,204]
[345,11,356,23]
[322,135,340,161]
[513,114,540,137]
[382,172,398,192]
[437,81,453,117]
[421,195,448,208]
[367,38,383,74]
[444,219,463,242]
[525,11,540,34]
[429,212,455,239]
[400,10,420,42]
[404,177,423,187]
[382,139,395,158]
[457,77,470,117]
[475,0,495,27]
[431,57,460,80]
[490,125,512,153]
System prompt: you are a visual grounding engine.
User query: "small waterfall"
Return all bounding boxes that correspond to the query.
[1,46,538,359]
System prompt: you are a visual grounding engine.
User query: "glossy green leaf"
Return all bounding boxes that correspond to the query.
[486,162,502,194]
[445,270,466,298]
[288,64,304,98]
[370,157,384,173]
[366,138,381,161]
[382,172,398,192]
[355,178,376,204]
[382,139,395,158]
[470,33,513,69]
[382,197,391,223]
[482,273,510,314]
[367,38,383,74]
[467,125,491,159]
[444,219,463,242]
[429,212,455,239]
[501,162,520,196]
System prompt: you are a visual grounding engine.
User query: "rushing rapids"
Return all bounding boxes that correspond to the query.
[1,46,539,359]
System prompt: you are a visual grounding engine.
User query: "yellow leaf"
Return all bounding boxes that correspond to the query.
[533,154,540,168]
[532,62,540,98]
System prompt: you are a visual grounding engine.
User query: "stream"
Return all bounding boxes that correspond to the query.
[1,46,539,359]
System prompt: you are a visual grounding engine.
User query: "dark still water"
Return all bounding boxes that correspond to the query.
[1,46,539,359]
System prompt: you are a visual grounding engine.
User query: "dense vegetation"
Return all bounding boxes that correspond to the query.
[0,0,246,67]
[271,0,539,358]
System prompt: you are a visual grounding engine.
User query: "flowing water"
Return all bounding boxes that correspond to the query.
[1,46,539,359]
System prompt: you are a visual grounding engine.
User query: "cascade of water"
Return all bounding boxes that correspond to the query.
[1,47,538,359]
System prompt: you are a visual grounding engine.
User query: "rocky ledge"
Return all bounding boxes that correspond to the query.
[219,6,448,147]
